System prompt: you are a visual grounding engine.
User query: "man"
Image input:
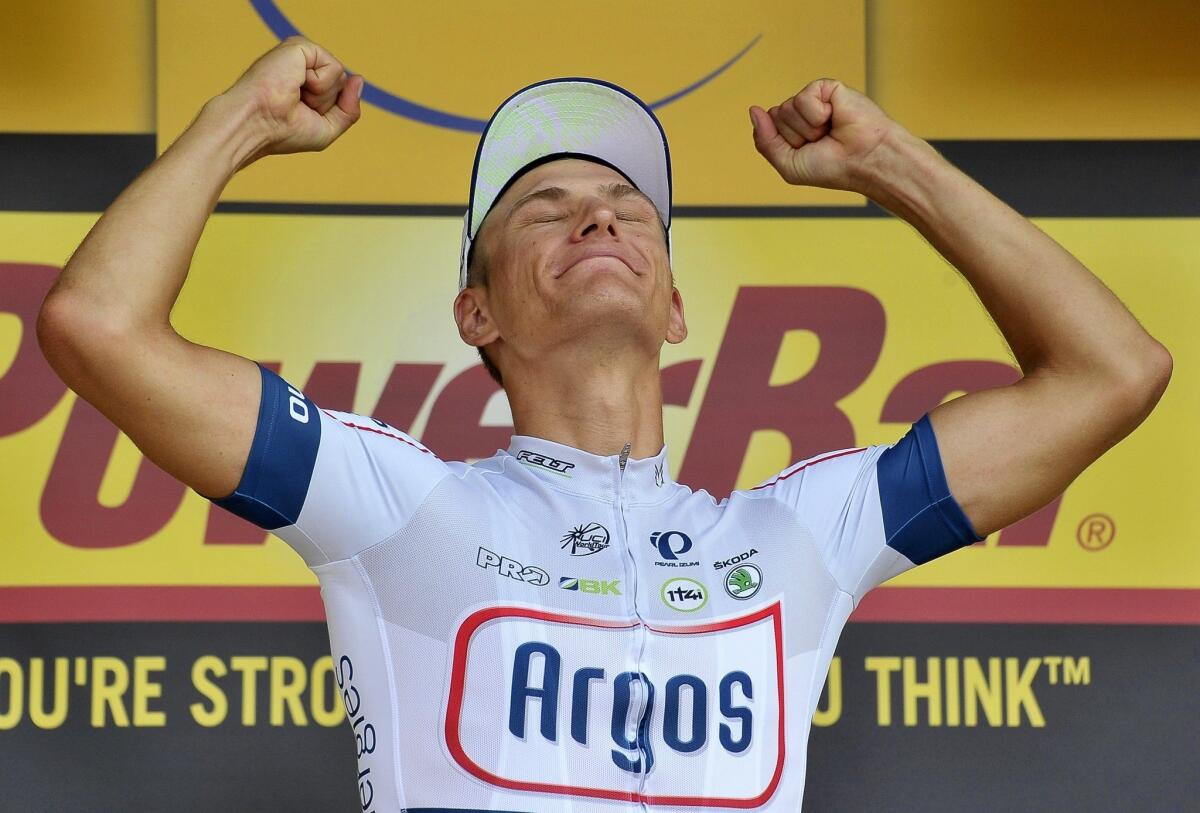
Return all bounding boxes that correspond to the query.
[38,36,1170,811]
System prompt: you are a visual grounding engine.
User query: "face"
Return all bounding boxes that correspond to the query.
[454,158,687,374]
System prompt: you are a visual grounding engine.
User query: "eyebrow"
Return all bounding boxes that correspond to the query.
[505,182,656,224]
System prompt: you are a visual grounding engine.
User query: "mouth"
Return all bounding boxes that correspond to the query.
[557,253,636,278]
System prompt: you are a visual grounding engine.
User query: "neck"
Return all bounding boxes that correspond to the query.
[503,348,666,459]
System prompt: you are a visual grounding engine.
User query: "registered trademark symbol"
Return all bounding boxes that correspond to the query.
[1076,514,1115,551]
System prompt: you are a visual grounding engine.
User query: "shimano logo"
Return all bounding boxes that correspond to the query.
[516,449,576,476]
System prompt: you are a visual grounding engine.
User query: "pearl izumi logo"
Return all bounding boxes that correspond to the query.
[515,449,575,477]
[476,547,549,586]
[724,564,762,600]
[650,531,699,567]
[660,577,708,612]
[560,523,610,556]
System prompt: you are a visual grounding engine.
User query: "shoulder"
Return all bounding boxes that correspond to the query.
[746,447,875,496]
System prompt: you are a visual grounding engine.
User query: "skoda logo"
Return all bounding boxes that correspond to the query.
[650,530,693,560]
[724,564,762,600]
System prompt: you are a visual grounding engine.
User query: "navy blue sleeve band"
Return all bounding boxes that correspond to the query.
[876,413,984,565]
[210,364,322,530]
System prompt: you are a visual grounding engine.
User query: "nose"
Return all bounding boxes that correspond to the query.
[572,197,620,242]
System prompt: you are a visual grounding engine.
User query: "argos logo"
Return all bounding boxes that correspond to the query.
[508,643,750,774]
[444,604,785,806]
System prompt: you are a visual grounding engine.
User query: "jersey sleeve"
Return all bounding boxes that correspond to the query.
[206,364,451,567]
[755,414,984,604]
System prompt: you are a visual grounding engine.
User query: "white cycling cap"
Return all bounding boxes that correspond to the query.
[458,77,673,288]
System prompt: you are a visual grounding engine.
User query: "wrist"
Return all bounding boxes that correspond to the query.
[854,125,951,220]
[190,91,274,176]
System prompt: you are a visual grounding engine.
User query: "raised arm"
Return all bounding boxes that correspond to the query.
[37,36,364,499]
[749,79,1172,538]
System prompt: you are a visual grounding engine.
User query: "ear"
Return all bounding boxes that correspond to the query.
[454,286,502,349]
[666,285,688,344]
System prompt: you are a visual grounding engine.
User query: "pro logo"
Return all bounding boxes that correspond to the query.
[476,547,549,586]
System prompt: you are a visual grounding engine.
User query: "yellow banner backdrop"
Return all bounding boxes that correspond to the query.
[155,0,866,207]
[2,212,1195,591]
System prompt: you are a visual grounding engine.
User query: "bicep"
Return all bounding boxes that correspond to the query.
[138,336,263,500]
[37,305,261,500]
[927,374,1119,538]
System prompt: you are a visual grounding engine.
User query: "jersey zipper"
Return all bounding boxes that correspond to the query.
[614,449,650,808]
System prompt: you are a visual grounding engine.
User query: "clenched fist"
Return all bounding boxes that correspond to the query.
[221,35,365,165]
[749,79,902,195]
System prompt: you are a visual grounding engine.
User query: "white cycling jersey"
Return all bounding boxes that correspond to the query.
[212,365,982,812]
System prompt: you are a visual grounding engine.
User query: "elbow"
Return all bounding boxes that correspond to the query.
[37,290,134,384]
[36,291,76,372]
[1141,339,1173,409]
[1106,340,1173,425]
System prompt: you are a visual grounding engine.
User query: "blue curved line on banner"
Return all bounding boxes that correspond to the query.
[248,0,760,133]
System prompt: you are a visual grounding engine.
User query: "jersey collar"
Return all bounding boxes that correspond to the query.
[504,434,673,501]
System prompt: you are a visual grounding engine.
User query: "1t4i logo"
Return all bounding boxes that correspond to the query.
[660,578,708,612]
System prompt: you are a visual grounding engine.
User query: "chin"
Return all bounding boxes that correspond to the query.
[556,285,663,348]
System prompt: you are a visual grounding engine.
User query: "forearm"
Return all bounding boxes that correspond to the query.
[860,128,1167,382]
[46,92,268,331]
